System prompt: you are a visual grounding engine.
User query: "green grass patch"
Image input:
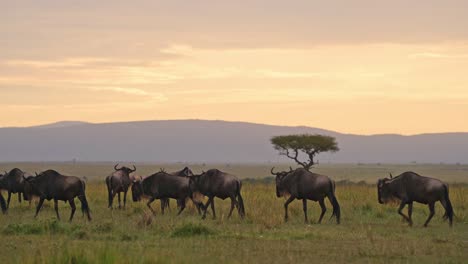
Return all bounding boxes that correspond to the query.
[171,223,215,237]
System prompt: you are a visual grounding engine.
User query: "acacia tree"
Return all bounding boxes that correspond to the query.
[271,134,339,171]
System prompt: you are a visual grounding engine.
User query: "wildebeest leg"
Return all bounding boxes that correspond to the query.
[54,199,61,220]
[147,197,156,215]
[407,202,413,226]
[7,191,12,209]
[397,200,411,224]
[302,199,309,223]
[0,193,6,214]
[123,190,127,209]
[202,197,212,220]
[177,200,186,216]
[117,192,122,209]
[227,196,237,219]
[160,199,165,215]
[424,202,435,227]
[284,196,295,222]
[193,199,202,215]
[69,199,76,222]
[35,198,45,218]
[210,197,216,219]
[166,199,171,212]
[18,192,22,203]
[107,189,113,208]
[109,191,118,209]
[318,199,327,224]
[77,195,91,221]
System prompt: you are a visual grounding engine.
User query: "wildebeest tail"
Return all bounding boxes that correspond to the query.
[236,181,245,218]
[328,180,341,224]
[442,184,454,226]
[0,193,6,214]
[79,180,92,221]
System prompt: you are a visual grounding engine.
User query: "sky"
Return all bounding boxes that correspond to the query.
[1,0,468,135]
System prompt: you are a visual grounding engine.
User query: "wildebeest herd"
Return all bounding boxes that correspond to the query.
[0,165,454,227]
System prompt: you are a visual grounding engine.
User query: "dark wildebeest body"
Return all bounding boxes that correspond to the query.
[0,168,27,209]
[158,167,193,214]
[377,171,453,227]
[189,169,245,219]
[106,164,136,209]
[272,168,340,224]
[164,167,203,215]
[131,171,203,215]
[23,170,91,221]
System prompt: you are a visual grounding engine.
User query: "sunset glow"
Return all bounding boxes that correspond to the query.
[2,1,467,135]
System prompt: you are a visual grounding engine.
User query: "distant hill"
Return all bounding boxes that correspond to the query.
[0,120,467,163]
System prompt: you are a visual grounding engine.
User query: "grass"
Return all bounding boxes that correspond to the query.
[0,163,467,263]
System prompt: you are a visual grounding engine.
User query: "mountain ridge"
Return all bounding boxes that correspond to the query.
[0,119,467,163]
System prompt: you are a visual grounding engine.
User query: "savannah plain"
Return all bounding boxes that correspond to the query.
[0,162,467,263]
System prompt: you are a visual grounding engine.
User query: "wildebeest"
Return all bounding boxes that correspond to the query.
[188,169,245,219]
[271,167,340,224]
[106,164,136,209]
[377,171,454,227]
[22,170,91,221]
[0,168,27,209]
[131,170,204,215]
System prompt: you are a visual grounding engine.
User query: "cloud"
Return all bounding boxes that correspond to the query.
[86,86,168,102]
[87,86,149,96]
[3,58,114,68]
[408,52,468,59]
[256,70,325,79]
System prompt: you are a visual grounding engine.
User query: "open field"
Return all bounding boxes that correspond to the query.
[0,163,467,263]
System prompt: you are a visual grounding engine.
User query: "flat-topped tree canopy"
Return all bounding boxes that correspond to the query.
[271,134,339,171]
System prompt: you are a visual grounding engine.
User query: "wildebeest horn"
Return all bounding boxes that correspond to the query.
[131,165,136,172]
[270,167,277,175]
[389,173,393,179]
[289,166,293,172]
[35,172,38,176]
[114,163,120,171]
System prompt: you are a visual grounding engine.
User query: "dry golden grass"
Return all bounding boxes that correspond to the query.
[0,163,467,263]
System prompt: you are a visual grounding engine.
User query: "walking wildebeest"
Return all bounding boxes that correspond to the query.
[131,171,204,216]
[271,167,340,224]
[22,170,91,222]
[106,164,136,209]
[0,168,27,209]
[188,169,245,220]
[377,171,454,227]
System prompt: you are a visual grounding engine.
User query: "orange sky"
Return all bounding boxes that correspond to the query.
[1,1,467,135]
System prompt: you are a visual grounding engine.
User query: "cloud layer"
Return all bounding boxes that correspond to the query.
[1,1,468,134]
